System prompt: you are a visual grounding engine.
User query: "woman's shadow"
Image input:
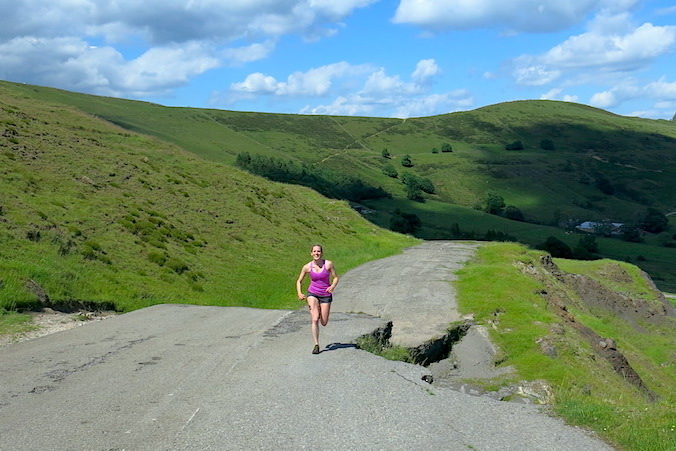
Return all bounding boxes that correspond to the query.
[322,342,358,353]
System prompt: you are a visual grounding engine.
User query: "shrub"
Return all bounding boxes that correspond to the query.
[505,140,524,150]
[431,147,439,154]
[167,258,190,274]
[26,229,41,242]
[381,148,391,159]
[382,164,398,178]
[538,236,573,259]
[148,252,167,266]
[400,155,413,167]
[441,143,453,153]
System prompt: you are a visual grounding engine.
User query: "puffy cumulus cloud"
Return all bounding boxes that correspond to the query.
[392,0,611,33]
[394,90,473,118]
[2,0,378,45]
[0,0,375,97]
[589,78,676,118]
[512,17,676,85]
[542,22,676,70]
[0,37,219,97]
[227,59,471,118]
[589,90,618,108]
[411,59,440,84]
[230,62,370,97]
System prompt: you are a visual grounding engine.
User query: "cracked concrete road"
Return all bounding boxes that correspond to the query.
[0,242,611,450]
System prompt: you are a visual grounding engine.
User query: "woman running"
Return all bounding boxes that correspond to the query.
[296,244,339,354]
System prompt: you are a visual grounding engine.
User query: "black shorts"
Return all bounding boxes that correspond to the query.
[307,292,333,303]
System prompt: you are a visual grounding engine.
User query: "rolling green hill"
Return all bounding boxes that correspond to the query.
[0,83,417,312]
[1,80,674,290]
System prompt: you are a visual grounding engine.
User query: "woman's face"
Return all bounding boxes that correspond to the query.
[310,246,323,260]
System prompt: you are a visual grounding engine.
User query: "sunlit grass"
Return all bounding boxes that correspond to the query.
[456,243,675,450]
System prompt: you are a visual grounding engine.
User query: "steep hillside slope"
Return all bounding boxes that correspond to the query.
[0,84,416,312]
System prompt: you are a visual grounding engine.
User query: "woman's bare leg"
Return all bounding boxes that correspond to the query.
[320,302,331,327]
[308,297,320,345]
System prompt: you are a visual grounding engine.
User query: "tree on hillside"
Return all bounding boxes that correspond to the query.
[431,147,439,153]
[441,143,453,153]
[381,148,391,159]
[640,208,668,233]
[484,192,505,215]
[400,154,413,167]
[503,205,524,221]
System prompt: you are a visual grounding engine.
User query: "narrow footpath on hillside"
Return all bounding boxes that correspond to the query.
[0,242,610,450]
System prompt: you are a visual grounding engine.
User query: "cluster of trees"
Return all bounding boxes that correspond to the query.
[235,152,389,202]
[481,192,525,221]
[401,172,435,202]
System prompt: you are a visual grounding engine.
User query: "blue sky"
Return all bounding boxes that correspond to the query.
[1,1,675,119]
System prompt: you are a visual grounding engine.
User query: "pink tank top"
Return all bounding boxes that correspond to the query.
[308,262,331,296]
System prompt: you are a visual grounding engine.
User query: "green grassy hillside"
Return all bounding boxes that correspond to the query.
[0,83,417,312]
[1,80,674,290]
[457,243,675,450]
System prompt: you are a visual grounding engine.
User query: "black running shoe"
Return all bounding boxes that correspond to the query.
[312,344,320,354]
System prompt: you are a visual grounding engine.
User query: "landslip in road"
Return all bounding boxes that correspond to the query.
[0,242,610,450]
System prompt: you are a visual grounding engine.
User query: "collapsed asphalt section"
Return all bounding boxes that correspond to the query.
[0,243,611,450]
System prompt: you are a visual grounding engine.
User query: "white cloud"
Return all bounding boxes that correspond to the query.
[540,88,580,103]
[230,62,370,97]
[411,59,440,83]
[392,0,616,33]
[0,0,376,98]
[222,41,276,65]
[229,59,445,101]
[589,78,676,116]
[1,0,378,44]
[590,90,617,108]
[542,22,676,70]
[512,59,562,85]
[512,14,676,86]
[0,36,219,97]
[232,60,472,118]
